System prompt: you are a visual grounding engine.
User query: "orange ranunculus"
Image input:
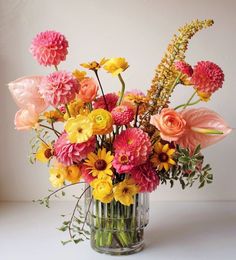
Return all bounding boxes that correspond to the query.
[14,104,39,131]
[150,108,186,142]
[78,78,98,103]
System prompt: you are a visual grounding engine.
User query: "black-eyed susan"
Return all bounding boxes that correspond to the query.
[36,142,53,163]
[151,142,176,171]
[85,148,114,178]
[80,58,108,71]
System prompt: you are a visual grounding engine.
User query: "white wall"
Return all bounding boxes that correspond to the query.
[0,0,235,201]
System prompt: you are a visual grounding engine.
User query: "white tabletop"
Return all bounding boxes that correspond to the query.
[0,201,236,260]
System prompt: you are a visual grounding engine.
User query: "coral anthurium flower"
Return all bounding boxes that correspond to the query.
[151,142,176,171]
[8,76,48,113]
[103,58,129,76]
[65,115,93,144]
[176,108,232,152]
[90,176,114,203]
[36,142,53,163]
[85,148,114,178]
[14,104,39,131]
[113,178,139,206]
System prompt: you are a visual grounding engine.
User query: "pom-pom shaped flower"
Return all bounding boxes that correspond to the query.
[174,61,193,77]
[65,115,93,144]
[30,30,68,66]
[113,178,139,206]
[130,162,159,192]
[14,104,39,131]
[54,132,96,166]
[111,105,134,125]
[191,61,224,94]
[39,71,79,107]
[88,109,113,135]
[8,76,48,113]
[113,128,152,173]
[150,108,186,142]
[90,176,114,203]
[78,78,98,103]
[94,93,119,112]
[103,58,129,76]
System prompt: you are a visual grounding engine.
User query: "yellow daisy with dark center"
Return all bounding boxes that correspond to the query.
[85,148,114,178]
[151,142,176,171]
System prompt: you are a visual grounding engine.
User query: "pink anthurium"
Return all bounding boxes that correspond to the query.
[8,75,48,113]
[176,108,231,152]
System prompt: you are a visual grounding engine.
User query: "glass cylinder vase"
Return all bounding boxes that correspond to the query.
[84,186,149,255]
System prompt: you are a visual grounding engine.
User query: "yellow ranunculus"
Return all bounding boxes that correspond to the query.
[63,99,85,120]
[88,109,113,135]
[72,69,87,81]
[113,178,139,206]
[91,177,114,203]
[103,58,129,76]
[49,163,67,188]
[66,165,82,183]
[35,142,53,163]
[65,115,93,143]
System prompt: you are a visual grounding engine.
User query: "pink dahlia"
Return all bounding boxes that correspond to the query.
[39,71,79,107]
[113,128,152,173]
[191,61,224,94]
[174,61,193,77]
[94,93,118,112]
[130,162,159,192]
[54,132,96,166]
[111,105,134,125]
[30,30,68,66]
[81,164,96,184]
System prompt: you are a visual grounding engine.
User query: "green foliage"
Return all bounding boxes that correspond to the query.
[159,145,213,189]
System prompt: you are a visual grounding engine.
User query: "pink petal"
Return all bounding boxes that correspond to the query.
[176,108,231,152]
[8,76,48,113]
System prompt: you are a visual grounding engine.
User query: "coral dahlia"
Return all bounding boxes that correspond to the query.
[111,105,134,125]
[191,61,224,94]
[54,132,96,166]
[39,71,79,107]
[113,128,152,173]
[30,30,68,66]
[130,162,159,192]
[94,93,118,112]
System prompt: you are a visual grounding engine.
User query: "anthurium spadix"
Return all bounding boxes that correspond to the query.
[176,108,231,152]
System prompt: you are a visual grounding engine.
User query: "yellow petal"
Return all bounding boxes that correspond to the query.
[162,144,169,153]
[167,149,175,156]
[168,158,176,165]
[163,163,169,171]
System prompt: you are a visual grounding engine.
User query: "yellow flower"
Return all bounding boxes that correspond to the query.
[151,142,176,171]
[49,162,67,188]
[113,178,139,206]
[88,109,113,135]
[65,115,93,143]
[103,58,129,76]
[66,165,82,183]
[197,90,211,102]
[72,69,87,81]
[63,99,85,120]
[35,142,53,163]
[91,177,114,203]
[85,148,114,178]
[43,110,64,123]
[80,58,108,71]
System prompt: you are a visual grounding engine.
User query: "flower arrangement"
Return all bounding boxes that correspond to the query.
[8,20,231,255]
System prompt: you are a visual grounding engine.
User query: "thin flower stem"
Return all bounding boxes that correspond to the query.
[168,72,182,96]
[94,70,109,111]
[39,124,61,136]
[81,195,92,231]
[117,73,125,105]
[47,182,85,200]
[65,104,71,118]
[56,107,64,116]
[54,65,59,71]
[174,99,201,110]
[134,104,140,127]
[183,90,197,109]
[68,186,90,240]
[51,122,60,137]
[37,135,49,146]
